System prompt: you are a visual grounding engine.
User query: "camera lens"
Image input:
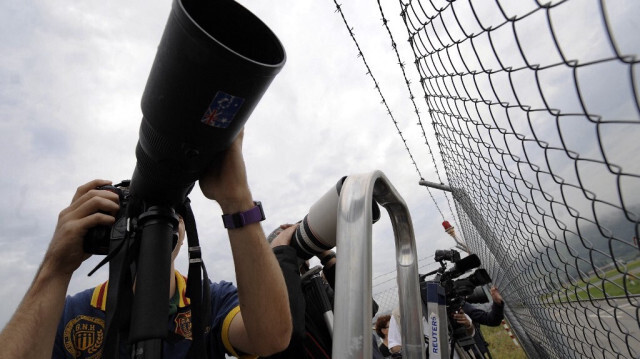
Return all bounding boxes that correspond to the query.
[292,215,334,260]
[129,0,286,205]
[291,177,381,260]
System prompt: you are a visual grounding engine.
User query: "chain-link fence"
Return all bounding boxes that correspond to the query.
[342,0,640,358]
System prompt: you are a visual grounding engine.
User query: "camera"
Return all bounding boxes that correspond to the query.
[83,183,131,255]
[83,0,286,253]
[420,249,491,340]
[466,286,490,304]
[449,269,492,300]
[82,181,179,255]
[291,176,381,260]
[80,0,287,353]
[129,0,286,206]
[434,249,460,262]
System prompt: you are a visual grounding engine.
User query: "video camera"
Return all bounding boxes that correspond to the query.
[423,249,491,312]
[420,249,492,352]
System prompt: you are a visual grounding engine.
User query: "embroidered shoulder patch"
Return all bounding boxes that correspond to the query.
[200,91,245,128]
[174,310,193,340]
[63,315,105,358]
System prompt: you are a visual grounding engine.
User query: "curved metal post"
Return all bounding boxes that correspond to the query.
[333,170,425,359]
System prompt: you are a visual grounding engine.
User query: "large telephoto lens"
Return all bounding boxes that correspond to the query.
[292,177,381,260]
[129,0,286,205]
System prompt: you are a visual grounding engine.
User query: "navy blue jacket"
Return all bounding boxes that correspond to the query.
[462,301,504,356]
[463,301,504,327]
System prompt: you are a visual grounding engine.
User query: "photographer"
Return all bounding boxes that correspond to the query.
[263,224,332,358]
[463,286,504,327]
[462,286,505,358]
[387,307,474,358]
[374,315,392,357]
[0,130,292,358]
[264,223,384,359]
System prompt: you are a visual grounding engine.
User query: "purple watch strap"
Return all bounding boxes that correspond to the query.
[222,201,265,229]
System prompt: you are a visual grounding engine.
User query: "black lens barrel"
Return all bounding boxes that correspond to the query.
[130,0,286,205]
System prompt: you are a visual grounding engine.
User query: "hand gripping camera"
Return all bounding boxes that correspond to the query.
[83,181,183,256]
[83,182,132,255]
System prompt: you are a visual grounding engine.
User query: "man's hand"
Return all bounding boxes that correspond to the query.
[453,310,471,328]
[490,286,503,305]
[0,179,119,359]
[197,129,292,355]
[318,250,336,268]
[453,310,474,336]
[198,129,252,212]
[269,224,297,248]
[45,179,119,275]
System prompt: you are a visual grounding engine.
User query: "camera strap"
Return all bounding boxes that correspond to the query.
[98,197,210,358]
[103,202,139,359]
[179,198,212,359]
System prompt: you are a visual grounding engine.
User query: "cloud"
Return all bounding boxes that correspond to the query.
[2,2,636,346]
[1,1,451,327]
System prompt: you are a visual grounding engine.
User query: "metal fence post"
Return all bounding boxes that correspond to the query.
[333,171,425,359]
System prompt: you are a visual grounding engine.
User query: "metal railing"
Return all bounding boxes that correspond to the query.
[333,170,426,359]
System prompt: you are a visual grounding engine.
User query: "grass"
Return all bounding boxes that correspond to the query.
[480,324,527,359]
[566,273,640,300]
[540,257,640,302]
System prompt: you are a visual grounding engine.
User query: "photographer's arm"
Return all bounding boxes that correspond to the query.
[267,224,306,355]
[0,180,119,359]
[199,130,291,356]
[453,311,475,337]
[462,287,504,327]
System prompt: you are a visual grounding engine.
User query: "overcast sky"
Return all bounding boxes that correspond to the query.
[2,0,639,330]
[0,0,462,327]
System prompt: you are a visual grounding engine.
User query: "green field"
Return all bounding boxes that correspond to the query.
[480,324,527,359]
[541,258,640,302]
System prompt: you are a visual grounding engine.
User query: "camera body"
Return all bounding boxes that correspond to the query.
[83,183,131,255]
[82,181,179,255]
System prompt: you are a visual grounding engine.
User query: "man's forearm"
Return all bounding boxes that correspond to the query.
[487,302,505,326]
[0,264,70,358]
[224,199,291,355]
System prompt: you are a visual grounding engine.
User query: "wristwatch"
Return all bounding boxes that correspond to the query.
[221,201,266,229]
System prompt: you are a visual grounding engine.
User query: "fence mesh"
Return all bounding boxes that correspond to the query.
[335,0,640,358]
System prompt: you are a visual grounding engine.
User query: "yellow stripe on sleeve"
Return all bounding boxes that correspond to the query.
[174,271,190,308]
[90,285,101,308]
[220,306,257,359]
[90,282,108,311]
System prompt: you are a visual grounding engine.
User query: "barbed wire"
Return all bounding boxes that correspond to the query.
[331,0,447,220]
[372,253,436,282]
[374,0,465,239]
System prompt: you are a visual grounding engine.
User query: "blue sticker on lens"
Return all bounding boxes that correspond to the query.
[201,91,245,128]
